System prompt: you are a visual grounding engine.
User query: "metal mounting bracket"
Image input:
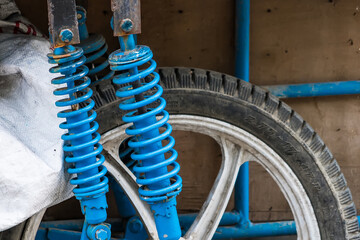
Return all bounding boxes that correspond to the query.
[47,0,80,47]
[111,0,141,37]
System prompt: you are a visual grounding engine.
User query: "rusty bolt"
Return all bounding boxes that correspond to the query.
[120,18,134,32]
[59,29,73,43]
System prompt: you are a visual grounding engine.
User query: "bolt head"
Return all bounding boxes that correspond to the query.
[95,229,108,240]
[59,29,74,43]
[120,18,134,32]
[129,218,143,233]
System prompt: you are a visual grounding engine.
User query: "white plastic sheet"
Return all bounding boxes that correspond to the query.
[0,34,73,231]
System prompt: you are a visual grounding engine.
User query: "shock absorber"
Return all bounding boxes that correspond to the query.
[75,6,114,86]
[46,0,110,239]
[109,16,182,240]
[48,45,111,239]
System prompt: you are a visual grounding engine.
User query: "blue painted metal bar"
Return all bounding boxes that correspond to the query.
[263,80,360,98]
[37,215,296,239]
[213,221,296,239]
[46,228,82,240]
[235,0,250,81]
[234,0,250,224]
[36,228,124,240]
[234,165,249,223]
[77,6,89,41]
[39,219,123,233]
[37,211,241,236]
[179,211,241,228]
[39,220,83,232]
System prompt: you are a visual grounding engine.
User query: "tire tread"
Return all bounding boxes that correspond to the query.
[88,67,359,239]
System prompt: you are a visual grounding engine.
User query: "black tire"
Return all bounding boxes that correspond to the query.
[3,67,359,240]
[93,67,360,240]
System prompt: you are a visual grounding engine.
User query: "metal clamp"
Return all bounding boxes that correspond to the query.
[47,0,80,47]
[111,0,141,36]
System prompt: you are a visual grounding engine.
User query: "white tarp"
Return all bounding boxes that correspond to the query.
[0,34,73,231]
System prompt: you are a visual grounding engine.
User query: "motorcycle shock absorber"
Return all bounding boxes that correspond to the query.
[75,6,114,86]
[48,44,111,240]
[46,0,110,238]
[109,8,183,239]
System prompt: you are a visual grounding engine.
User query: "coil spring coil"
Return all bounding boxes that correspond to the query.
[76,7,114,85]
[109,47,182,203]
[48,46,109,200]
[77,35,114,85]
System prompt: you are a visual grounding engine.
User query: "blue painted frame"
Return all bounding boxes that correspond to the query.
[263,80,360,98]
[234,0,251,228]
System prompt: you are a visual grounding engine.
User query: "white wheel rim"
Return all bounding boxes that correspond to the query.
[101,115,321,240]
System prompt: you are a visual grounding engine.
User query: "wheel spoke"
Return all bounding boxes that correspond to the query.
[183,137,249,239]
[98,115,320,240]
[169,115,320,239]
[101,126,159,240]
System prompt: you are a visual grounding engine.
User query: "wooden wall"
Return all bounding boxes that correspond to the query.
[15,0,360,222]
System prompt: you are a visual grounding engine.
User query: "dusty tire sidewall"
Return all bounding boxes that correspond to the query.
[96,88,346,240]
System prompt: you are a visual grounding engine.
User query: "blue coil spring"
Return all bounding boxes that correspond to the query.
[76,6,114,85]
[77,34,114,85]
[109,46,182,203]
[48,46,109,200]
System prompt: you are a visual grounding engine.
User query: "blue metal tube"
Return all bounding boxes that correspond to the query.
[235,0,250,81]
[179,212,241,228]
[78,19,89,41]
[213,221,296,239]
[77,6,89,41]
[263,80,360,98]
[234,165,249,223]
[37,211,241,237]
[234,0,250,224]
